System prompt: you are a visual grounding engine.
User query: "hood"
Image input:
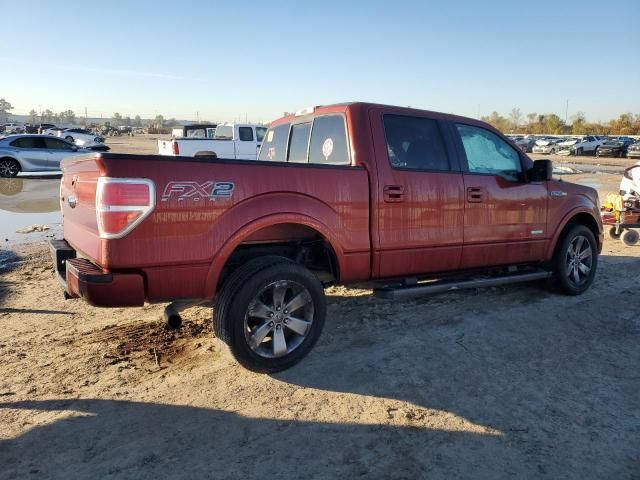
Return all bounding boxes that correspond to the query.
[535,140,551,146]
[558,139,578,146]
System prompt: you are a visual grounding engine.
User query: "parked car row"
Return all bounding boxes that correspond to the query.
[0,134,108,177]
[507,134,640,157]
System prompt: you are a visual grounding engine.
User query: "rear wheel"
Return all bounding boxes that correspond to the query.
[576,147,584,156]
[621,229,639,246]
[0,158,20,177]
[552,225,598,295]
[214,257,326,373]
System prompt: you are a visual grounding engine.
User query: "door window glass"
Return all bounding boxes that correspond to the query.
[287,123,311,163]
[256,127,267,142]
[308,115,349,165]
[383,115,450,171]
[44,138,75,150]
[456,124,522,181]
[10,137,46,149]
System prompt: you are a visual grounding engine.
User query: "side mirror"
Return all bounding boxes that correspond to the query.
[529,159,552,182]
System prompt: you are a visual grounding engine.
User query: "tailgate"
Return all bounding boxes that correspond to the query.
[60,154,102,262]
[158,139,176,156]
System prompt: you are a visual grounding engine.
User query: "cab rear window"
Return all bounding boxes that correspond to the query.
[258,123,290,162]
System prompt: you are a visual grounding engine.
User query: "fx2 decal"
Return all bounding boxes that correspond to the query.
[161,181,235,202]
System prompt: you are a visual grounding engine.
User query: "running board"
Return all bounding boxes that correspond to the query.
[373,271,552,300]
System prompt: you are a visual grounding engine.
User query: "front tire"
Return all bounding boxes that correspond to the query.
[552,225,598,295]
[0,158,20,177]
[214,257,326,373]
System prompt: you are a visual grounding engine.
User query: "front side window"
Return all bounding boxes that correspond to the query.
[308,115,349,165]
[456,124,522,181]
[239,127,254,142]
[287,123,311,163]
[10,137,46,149]
[383,114,450,171]
[257,123,290,162]
[256,127,267,142]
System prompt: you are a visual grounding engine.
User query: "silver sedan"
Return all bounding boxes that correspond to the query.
[0,135,94,177]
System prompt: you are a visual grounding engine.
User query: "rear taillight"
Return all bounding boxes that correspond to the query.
[172,141,179,155]
[96,178,155,239]
[623,166,638,180]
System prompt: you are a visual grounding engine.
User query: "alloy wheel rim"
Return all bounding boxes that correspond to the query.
[244,280,314,358]
[566,235,593,286]
[0,160,18,177]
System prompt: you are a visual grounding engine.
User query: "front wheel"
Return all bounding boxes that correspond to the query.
[552,225,598,295]
[0,158,20,177]
[621,229,639,246]
[214,257,326,373]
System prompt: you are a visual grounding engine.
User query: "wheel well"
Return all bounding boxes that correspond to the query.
[217,223,339,289]
[557,213,600,252]
[195,151,217,157]
[0,157,21,168]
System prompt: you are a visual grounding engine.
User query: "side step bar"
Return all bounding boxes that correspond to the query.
[373,271,552,300]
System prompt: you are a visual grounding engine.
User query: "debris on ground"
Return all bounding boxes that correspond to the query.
[16,224,50,234]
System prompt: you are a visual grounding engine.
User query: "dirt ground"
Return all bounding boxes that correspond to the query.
[1,136,639,479]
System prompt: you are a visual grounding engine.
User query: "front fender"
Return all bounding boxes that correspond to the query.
[545,204,603,260]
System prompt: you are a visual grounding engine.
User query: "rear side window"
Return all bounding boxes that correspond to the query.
[383,115,450,171]
[239,127,253,141]
[214,125,233,140]
[10,137,46,148]
[287,123,311,163]
[456,124,522,181]
[308,115,349,165]
[256,127,267,142]
[44,138,74,150]
[258,123,290,162]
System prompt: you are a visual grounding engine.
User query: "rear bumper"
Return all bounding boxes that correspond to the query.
[49,239,145,307]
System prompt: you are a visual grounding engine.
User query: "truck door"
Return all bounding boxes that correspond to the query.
[371,109,465,278]
[235,126,258,160]
[451,122,548,269]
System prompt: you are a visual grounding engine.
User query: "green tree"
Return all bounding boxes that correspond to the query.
[571,112,587,135]
[542,114,566,134]
[61,110,76,125]
[134,115,142,127]
[41,109,54,123]
[0,98,14,123]
[124,116,131,127]
[154,115,165,128]
[481,111,509,132]
[112,113,123,127]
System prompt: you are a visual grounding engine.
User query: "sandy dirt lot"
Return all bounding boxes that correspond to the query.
[1,136,639,479]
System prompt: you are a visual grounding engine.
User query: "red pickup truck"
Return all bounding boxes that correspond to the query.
[51,102,603,372]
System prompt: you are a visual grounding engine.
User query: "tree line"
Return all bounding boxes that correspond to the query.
[483,108,640,136]
[0,98,182,129]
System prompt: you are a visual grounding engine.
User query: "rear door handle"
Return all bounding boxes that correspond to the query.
[383,185,405,203]
[467,187,485,203]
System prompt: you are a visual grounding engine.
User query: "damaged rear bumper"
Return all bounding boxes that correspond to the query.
[49,239,145,307]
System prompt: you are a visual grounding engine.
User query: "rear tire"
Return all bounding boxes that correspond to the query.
[621,229,639,246]
[214,256,326,373]
[608,226,622,240]
[552,224,598,295]
[0,158,20,177]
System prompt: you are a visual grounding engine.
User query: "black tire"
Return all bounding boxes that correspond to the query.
[552,224,598,295]
[621,229,639,246]
[0,158,21,178]
[214,257,326,373]
[576,147,584,156]
[608,226,622,240]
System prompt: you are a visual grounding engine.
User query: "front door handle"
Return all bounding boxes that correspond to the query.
[467,187,485,203]
[383,185,405,203]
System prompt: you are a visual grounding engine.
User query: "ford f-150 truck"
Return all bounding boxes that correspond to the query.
[158,123,267,159]
[50,102,603,373]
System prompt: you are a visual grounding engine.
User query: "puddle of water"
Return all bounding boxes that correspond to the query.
[0,177,62,244]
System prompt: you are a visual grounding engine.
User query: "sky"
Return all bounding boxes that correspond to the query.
[1,0,639,123]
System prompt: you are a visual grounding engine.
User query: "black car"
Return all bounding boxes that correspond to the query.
[24,123,39,134]
[596,138,637,158]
